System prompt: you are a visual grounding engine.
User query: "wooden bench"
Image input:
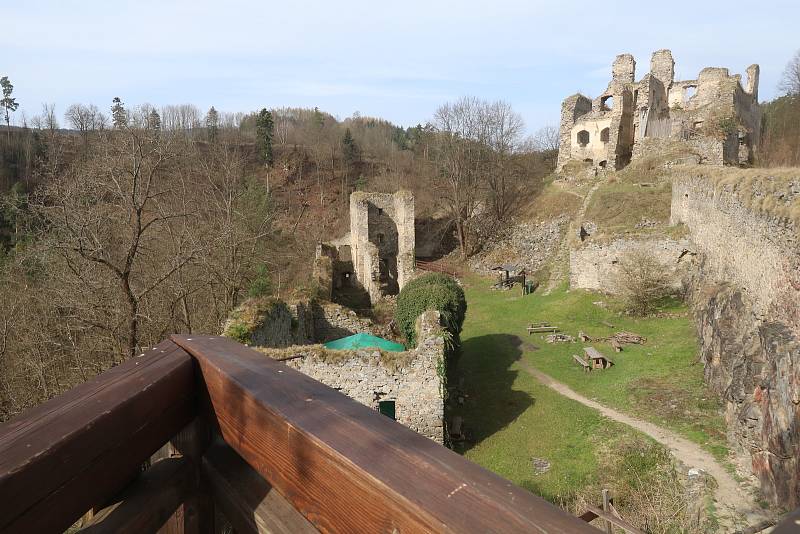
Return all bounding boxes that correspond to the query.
[528,322,559,335]
[572,354,591,372]
[584,347,614,370]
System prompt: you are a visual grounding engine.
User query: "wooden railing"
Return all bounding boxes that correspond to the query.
[3,335,794,533]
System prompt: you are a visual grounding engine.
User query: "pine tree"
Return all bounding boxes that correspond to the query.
[205,106,219,142]
[1,76,20,141]
[111,97,127,128]
[342,128,360,170]
[148,109,161,132]
[255,108,274,165]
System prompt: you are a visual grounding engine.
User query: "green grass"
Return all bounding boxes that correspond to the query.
[453,274,727,470]
[451,306,661,504]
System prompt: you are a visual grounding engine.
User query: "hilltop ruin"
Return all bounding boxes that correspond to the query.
[557,49,761,171]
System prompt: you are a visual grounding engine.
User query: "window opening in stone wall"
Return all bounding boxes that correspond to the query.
[577,130,590,147]
[377,208,383,216]
[684,85,697,102]
[379,400,396,420]
[600,128,610,143]
[376,232,384,245]
[599,160,607,169]
[601,96,614,111]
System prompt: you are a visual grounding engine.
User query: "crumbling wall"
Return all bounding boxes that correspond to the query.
[558,50,761,172]
[569,236,693,293]
[672,175,800,507]
[557,95,593,170]
[224,298,378,347]
[350,191,415,303]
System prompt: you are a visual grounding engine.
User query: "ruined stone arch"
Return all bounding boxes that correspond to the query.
[601,95,614,111]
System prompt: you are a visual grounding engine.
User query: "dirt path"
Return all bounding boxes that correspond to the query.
[515,360,767,526]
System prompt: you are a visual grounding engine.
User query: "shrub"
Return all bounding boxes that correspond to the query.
[616,249,673,316]
[395,273,466,347]
[247,264,272,298]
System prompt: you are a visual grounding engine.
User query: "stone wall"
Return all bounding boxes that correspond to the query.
[223,297,446,443]
[671,175,800,507]
[558,49,761,172]
[225,298,379,348]
[350,191,415,303]
[569,236,693,293]
[283,311,446,443]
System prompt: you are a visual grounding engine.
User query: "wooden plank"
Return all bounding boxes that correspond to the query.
[602,489,612,534]
[202,439,318,534]
[0,340,196,534]
[584,346,604,360]
[79,458,192,534]
[573,354,590,369]
[584,506,644,534]
[154,419,215,534]
[173,335,596,534]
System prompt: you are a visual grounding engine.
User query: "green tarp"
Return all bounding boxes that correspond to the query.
[323,332,405,352]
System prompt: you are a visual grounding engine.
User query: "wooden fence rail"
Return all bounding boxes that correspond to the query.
[0,335,597,533]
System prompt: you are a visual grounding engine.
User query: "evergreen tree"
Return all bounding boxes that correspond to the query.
[255,108,274,165]
[111,97,127,128]
[342,128,360,170]
[205,106,219,141]
[1,76,20,141]
[147,109,161,132]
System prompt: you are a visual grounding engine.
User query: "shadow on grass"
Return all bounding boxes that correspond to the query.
[451,333,534,453]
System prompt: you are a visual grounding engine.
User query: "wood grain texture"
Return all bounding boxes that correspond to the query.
[0,340,196,533]
[202,439,318,534]
[173,335,595,533]
[79,457,192,534]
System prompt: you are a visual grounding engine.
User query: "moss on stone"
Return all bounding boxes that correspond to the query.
[222,296,287,344]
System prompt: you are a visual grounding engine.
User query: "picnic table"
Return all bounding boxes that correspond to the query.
[584,347,614,370]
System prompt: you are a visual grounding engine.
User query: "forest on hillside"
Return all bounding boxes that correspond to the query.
[0,90,555,420]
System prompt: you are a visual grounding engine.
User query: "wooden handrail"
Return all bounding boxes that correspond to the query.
[172,334,596,533]
[0,340,196,533]
[1,333,605,533]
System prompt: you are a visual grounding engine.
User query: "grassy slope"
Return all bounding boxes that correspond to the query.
[453,274,727,496]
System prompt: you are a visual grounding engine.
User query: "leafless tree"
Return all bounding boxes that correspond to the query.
[779,49,800,96]
[30,128,199,360]
[430,97,490,258]
[531,125,560,152]
[484,101,525,221]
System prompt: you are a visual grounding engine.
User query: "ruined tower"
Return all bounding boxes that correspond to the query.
[557,49,761,172]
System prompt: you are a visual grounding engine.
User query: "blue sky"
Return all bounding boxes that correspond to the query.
[5,0,799,132]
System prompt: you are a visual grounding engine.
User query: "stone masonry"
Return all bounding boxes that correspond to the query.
[316,191,415,305]
[671,175,800,507]
[557,50,761,171]
[284,311,446,443]
[223,297,447,443]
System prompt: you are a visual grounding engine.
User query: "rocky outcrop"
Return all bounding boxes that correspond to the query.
[691,279,800,507]
[469,216,567,277]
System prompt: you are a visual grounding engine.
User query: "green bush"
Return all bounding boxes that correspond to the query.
[395,273,466,347]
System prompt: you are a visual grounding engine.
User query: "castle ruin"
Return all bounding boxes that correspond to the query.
[557,49,761,171]
[315,191,415,304]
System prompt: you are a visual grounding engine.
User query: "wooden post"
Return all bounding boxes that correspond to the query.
[602,489,612,534]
